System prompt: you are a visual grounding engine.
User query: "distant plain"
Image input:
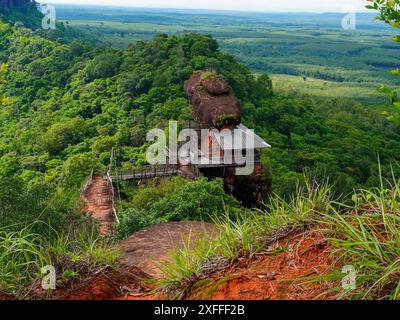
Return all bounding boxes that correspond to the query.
[56,5,400,103]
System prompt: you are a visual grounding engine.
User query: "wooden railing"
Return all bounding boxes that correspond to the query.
[107,148,120,225]
[112,164,180,181]
[79,169,94,197]
[106,169,120,225]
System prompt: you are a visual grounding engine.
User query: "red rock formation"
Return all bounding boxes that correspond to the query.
[184,71,241,128]
[184,71,271,206]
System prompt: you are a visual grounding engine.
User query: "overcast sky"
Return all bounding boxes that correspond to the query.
[40,0,369,12]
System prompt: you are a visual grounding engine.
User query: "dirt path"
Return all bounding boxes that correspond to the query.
[82,176,116,235]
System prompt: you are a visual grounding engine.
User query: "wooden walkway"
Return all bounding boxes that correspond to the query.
[108,161,256,181]
[108,161,250,181]
[106,147,258,182]
[108,164,180,181]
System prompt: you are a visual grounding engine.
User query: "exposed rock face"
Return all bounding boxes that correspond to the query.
[201,76,230,95]
[184,71,271,206]
[184,71,241,128]
[119,221,219,278]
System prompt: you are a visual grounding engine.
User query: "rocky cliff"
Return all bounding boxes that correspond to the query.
[184,71,271,206]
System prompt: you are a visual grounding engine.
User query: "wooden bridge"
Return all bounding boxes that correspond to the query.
[109,164,181,181]
[107,160,252,181]
[105,145,261,181]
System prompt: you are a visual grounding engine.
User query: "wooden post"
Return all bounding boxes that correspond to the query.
[109,148,114,175]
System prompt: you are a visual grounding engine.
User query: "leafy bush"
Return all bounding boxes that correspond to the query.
[91,136,118,155]
[117,208,159,239]
[116,177,241,239]
[42,118,87,155]
[149,178,239,221]
[0,175,51,227]
[85,52,122,81]
[62,152,100,187]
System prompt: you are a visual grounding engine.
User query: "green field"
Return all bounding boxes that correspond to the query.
[56,5,400,103]
[270,74,388,104]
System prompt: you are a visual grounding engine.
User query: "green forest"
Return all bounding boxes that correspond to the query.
[56,6,400,103]
[1,1,400,301]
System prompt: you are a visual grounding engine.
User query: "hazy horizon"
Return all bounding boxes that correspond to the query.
[39,0,370,13]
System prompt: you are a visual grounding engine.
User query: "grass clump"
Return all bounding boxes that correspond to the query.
[325,175,400,300]
[0,221,119,297]
[156,173,400,300]
[157,180,332,299]
[200,70,218,80]
[0,226,50,292]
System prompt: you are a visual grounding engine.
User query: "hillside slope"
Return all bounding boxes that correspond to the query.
[0,0,42,28]
[1,8,400,300]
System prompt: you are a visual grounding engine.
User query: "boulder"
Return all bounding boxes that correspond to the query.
[119,221,219,278]
[184,71,241,128]
[202,76,229,95]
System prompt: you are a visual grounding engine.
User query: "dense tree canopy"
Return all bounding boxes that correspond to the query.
[0,11,399,232]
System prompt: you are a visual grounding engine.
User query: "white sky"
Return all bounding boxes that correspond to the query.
[39,0,369,12]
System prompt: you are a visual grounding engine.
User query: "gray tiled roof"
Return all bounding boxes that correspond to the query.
[213,124,271,150]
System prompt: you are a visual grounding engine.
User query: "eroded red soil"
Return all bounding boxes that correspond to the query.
[48,267,151,300]
[82,176,116,235]
[0,292,14,300]
[0,228,335,301]
[186,230,336,300]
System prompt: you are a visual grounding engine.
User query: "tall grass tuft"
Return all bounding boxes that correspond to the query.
[0,221,119,296]
[157,179,333,299]
[326,174,400,300]
[0,225,50,291]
